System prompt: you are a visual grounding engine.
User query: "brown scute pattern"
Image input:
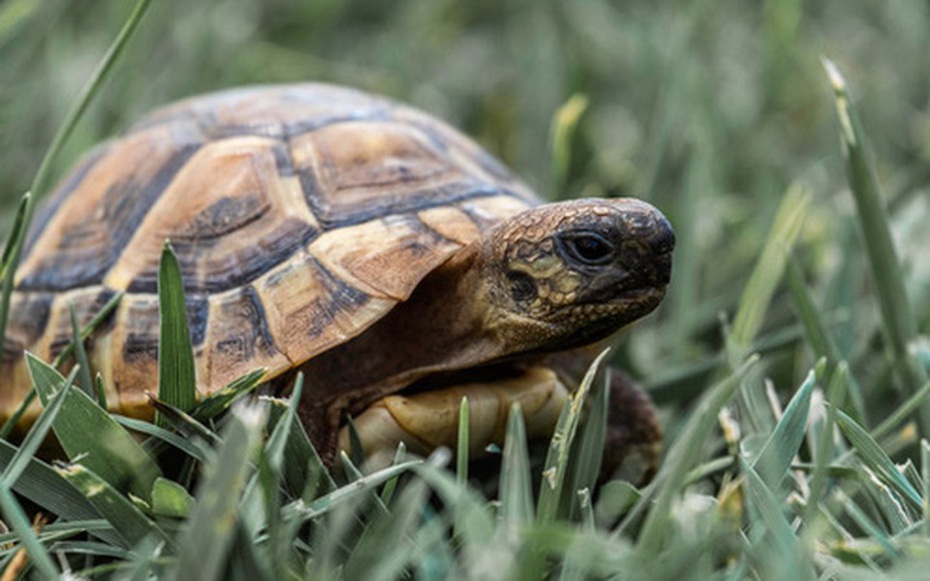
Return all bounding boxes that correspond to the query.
[16,130,201,291]
[4,291,54,352]
[256,250,396,366]
[202,285,290,389]
[22,142,112,257]
[104,138,319,294]
[309,213,462,301]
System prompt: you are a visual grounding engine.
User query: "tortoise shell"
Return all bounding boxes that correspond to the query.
[2,84,540,422]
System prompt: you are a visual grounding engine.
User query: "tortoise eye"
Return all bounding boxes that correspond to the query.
[559,232,615,266]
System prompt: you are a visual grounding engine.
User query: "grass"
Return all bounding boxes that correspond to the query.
[2,0,930,578]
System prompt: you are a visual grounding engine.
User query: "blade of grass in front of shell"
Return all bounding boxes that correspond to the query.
[457,396,469,486]
[835,409,921,508]
[0,479,58,578]
[284,460,421,524]
[499,402,534,541]
[633,355,758,554]
[751,368,816,488]
[113,415,208,463]
[536,348,610,527]
[0,290,122,440]
[1,366,75,488]
[26,352,161,500]
[55,462,171,550]
[68,302,95,399]
[411,463,495,563]
[191,368,266,422]
[157,240,197,425]
[263,382,335,499]
[0,193,31,366]
[0,439,119,544]
[564,367,609,521]
[172,403,268,580]
[824,59,929,421]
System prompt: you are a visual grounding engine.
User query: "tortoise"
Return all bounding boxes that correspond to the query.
[1,84,674,479]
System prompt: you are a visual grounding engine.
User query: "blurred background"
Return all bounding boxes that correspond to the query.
[1,0,929,421]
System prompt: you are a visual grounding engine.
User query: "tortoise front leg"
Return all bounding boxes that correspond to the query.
[338,365,662,486]
[338,367,568,467]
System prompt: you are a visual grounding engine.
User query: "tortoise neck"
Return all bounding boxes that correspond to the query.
[295,241,500,452]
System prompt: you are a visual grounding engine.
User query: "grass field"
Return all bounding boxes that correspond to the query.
[2,0,930,578]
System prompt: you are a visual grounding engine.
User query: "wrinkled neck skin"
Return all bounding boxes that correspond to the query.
[296,241,511,454]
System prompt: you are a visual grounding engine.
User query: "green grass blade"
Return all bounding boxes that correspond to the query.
[550,93,588,189]
[0,440,119,545]
[499,403,534,539]
[728,182,810,356]
[752,368,816,488]
[0,481,58,578]
[0,192,32,383]
[56,463,170,550]
[457,396,469,486]
[537,349,610,526]
[1,290,122,439]
[29,0,153,200]
[922,440,930,537]
[1,366,75,488]
[27,352,161,499]
[191,368,266,422]
[157,240,197,424]
[68,302,95,398]
[151,477,194,518]
[835,409,921,508]
[285,460,421,523]
[565,368,610,520]
[52,290,124,369]
[635,355,758,554]
[871,382,930,441]
[172,403,268,580]
[824,59,928,415]
[264,380,335,500]
[740,457,815,580]
[113,415,208,463]
[787,258,867,423]
[805,363,848,524]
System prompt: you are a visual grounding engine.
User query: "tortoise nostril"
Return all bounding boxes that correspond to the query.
[648,216,675,256]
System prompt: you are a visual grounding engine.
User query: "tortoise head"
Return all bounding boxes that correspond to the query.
[481,198,674,351]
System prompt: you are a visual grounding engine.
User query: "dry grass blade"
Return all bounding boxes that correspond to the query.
[0,481,57,578]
